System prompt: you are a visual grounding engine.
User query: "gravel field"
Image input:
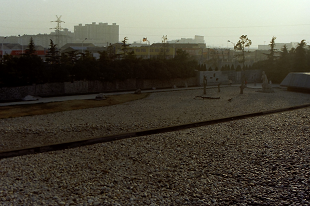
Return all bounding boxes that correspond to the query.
[0,86,310,205]
[1,86,310,152]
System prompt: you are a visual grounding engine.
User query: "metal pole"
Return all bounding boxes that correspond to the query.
[147,40,150,59]
[82,38,87,58]
[18,35,23,55]
[1,37,7,61]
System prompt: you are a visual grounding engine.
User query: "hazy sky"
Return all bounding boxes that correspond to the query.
[1,0,309,48]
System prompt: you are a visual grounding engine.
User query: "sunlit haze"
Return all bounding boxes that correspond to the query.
[1,0,309,48]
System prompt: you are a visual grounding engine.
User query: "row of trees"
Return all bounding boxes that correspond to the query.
[252,38,310,83]
[1,36,309,87]
[0,38,199,87]
[214,35,310,84]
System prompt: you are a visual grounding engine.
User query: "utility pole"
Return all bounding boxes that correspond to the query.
[82,38,87,59]
[18,35,23,54]
[162,35,167,58]
[50,15,65,50]
[143,37,150,58]
[1,37,7,62]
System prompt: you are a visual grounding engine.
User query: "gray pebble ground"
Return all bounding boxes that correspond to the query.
[0,86,310,205]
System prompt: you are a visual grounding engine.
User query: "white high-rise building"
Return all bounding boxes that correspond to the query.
[1,22,119,49]
[168,35,205,44]
[74,22,119,46]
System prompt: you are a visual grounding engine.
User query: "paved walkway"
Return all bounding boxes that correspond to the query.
[0,83,280,107]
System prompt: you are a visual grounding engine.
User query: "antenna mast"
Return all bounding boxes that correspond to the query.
[50,15,65,49]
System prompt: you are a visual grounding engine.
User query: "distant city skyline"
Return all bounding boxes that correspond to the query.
[1,0,309,48]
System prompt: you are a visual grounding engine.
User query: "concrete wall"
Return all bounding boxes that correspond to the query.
[0,77,198,101]
[198,70,262,86]
[64,81,89,94]
[244,70,262,83]
[35,82,65,96]
[0,70,261,101]
[199,71,230,86]
[142,77,197,89]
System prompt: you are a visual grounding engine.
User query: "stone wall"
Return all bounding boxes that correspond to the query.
[198,70,262,86]
[0,85,35,101]
[244,70,262,83]
[34,82,65,96]
[0,77,198,101]
[199,71,230,86]
[142,77,197,89]
[0,71,261,101]
[64,81,89,94]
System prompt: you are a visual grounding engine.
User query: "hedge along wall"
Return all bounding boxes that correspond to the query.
[0,77,198,101]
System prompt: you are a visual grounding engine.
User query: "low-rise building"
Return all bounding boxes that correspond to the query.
[0,43,47,59]
[257,42,298,51]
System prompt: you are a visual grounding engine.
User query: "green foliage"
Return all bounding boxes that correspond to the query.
[0,38,46,86]
[45,39,60,64]
[0,45,198,87]
[267,36,277,62]
[0,54,44,86]
[25,37,36,56]
[252,39,310,83]
[106,44,117,60]
[121,37,133,59]
[174,49,189,60]
[234,35,252,68]
[221,65,230,71]
[294,40,307,72]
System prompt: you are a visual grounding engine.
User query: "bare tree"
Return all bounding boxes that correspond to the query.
[234,35,252,94]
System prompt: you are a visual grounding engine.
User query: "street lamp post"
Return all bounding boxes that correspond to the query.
[172,40,179,58]
[1,37,7,62]
[18,35,23,55]
[227,40,235,48]
[227,40,235,66]
[147,40,150,59]
[82,38,87,56]
[143,37,151,59]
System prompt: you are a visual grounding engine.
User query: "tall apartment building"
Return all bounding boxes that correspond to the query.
[1,22,119,49]
[74,22,119,46]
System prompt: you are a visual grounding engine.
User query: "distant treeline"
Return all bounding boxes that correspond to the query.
[251,39,310,83]
[0,39,199,87]
[219,39,310,83]
[0,38,309,87]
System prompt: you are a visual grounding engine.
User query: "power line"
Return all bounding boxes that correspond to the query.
[1,19,310,30]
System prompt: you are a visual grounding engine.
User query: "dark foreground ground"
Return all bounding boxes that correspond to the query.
[0,87,310,205]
